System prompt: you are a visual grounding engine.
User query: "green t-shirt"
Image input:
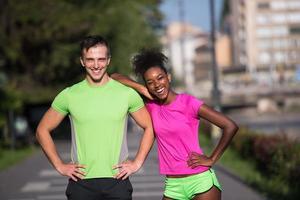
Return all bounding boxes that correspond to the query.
[51,79,144,179]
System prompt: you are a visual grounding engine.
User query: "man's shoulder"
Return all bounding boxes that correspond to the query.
[64,80,85,92]
[71,79,86,88]
[53,80,84,99]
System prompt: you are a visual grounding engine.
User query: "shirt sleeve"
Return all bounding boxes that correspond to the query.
[51,88,69,115]
[128,88,145,113]
[187,94,204,118]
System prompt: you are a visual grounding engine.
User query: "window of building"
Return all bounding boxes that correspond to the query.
[289,26,300,35]
[272,26,289,36]
[238,30,246,39]
[273,40,281,49]
[286,39,299,48]
[256,14,269,24]
[272,14,286,24]
[257,28,272,37]
[288,51,298,61]
[257,27,288,38]
[297,39,300,47]
[257,2,270,9]
[288,13,300,23]
[258,40,272,49]
[239,56,247,65]
[271,1,300,11]
[288,1,300,9]
[258,52,271,64]
[273,39,288,49]
[274,52,285,62]
[271,1,287,10]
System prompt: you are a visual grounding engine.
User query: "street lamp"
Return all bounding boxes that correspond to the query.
[178,0,187,88]
[209,0,222,140]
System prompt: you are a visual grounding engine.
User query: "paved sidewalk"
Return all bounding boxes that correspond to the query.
[0,128,267,200]
[128,126,267,200]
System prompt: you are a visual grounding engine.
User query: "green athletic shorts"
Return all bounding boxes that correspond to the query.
[164,169,221,200]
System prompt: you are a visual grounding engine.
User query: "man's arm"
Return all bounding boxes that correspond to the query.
[36,108,85,181]
[114,107,154,179]
[111,73,153,100]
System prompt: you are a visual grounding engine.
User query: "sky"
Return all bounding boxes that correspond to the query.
[159,0,224,32]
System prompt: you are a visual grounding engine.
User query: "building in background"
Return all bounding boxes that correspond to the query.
[161,21,234,98]
[192,32,212,98]
[161,22,209,93]
[226,0,300,85]
[216,34,233,69]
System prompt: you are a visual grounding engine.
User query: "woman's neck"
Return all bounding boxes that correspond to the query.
[160,90,177,105]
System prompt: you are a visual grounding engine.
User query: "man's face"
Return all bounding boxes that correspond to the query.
[80,45,110,83]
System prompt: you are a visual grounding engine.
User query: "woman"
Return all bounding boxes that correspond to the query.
[112,49,238,200]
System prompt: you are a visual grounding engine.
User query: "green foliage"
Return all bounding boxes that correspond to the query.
[0,0,162,103]
[0,146,36,171]
[220,0,230,29]
[201,125,300,199]
[230,128,300,200]
[0,86,22,128]
[0,0,163,139]
[231,128,256,158]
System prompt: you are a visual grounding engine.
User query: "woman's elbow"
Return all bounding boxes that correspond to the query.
[228,121,239,135]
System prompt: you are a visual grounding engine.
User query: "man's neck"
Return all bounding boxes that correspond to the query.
[85,74,110,87]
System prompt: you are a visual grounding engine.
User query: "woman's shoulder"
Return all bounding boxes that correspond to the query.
[178,93,204,105]
[145,99,157,107]
[179,93,197,98]
[177,93,196,101]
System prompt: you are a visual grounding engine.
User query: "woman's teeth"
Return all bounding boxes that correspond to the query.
[156,88,164,94]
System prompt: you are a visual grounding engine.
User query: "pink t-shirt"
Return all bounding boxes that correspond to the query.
[146,93,209,175]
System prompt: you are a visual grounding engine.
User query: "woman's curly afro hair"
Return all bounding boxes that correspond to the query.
[131,49,168,77]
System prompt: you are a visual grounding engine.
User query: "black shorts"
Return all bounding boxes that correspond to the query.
[66,178,133,200]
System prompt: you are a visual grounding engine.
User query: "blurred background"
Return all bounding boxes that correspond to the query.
[0,0,300,200]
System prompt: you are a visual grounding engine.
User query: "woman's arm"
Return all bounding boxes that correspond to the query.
[187,104,238,168]
[111,73,153,100]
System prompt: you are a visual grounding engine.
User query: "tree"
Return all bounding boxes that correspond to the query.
[219,0,231,33]
[0,0,163,103]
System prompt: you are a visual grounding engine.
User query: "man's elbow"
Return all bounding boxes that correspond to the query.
[35,125,46,143]
[110,73,117,79]
[111,73,121,79]
[35,127,41,143]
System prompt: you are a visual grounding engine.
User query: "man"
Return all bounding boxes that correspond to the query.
[36,35,154,200]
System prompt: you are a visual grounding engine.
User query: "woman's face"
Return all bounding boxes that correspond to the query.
[144,66,170,101]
